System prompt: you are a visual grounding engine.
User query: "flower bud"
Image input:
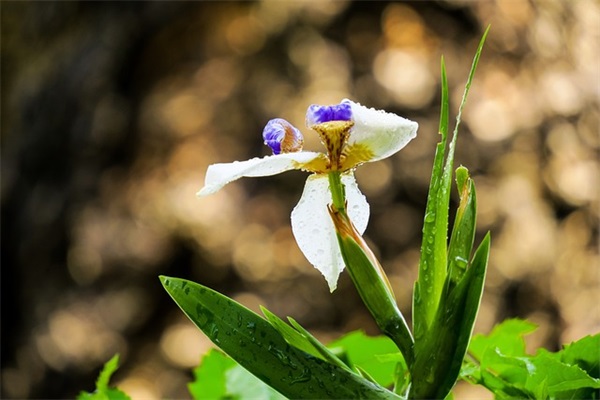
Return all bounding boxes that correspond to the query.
[262,118,304,155]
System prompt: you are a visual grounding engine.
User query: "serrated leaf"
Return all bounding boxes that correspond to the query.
[161,276,401,400]
[469,318,538,362]
[189,349,286,400]
[557,334,600,380]
[328,331,401,388]
[78,355,131,400]
[484,348,600,399]
[225,364,287,400]
[188,349,236,399]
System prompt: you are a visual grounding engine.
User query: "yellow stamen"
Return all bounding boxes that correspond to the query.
[310,121,354,170]
[340,143,375,171]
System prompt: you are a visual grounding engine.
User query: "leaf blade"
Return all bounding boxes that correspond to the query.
[161,276,401,400]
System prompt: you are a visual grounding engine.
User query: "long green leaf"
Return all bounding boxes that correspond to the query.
[161,276,401,400]
[287,317,354,373]
[434,233,490,398]
[261,306,352,372]
[413,58,450,342]
[260,307,326,361]
[411,233,490,399]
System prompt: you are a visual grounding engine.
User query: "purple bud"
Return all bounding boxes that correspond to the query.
[262,118,304,155]
[306,102,353,126]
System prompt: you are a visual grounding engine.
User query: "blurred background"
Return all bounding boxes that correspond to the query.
[1,1,598,398]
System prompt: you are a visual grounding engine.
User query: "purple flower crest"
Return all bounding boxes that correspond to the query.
[262,118,304,155]
[306,102,353,127]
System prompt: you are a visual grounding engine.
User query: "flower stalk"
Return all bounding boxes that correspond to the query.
[328,199,414,368]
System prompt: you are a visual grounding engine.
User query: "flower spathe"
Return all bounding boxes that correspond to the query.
[198,99,418,291]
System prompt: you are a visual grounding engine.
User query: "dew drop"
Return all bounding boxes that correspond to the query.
[425,212,435,223]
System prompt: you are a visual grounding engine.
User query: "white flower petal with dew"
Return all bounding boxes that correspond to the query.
[343,99,418,163]
[197,152,322,196]
[290,173,369,291]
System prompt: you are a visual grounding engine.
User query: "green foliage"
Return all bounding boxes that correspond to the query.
[328,331,402,388]
[160,276,401,400]
[187,330,411,399]
[462,319,600,399]
[189,349,285,400]
[77,355,131,400]
[261,306,353,373]
[410,27,491,400]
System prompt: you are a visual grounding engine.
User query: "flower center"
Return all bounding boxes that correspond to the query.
[310,120,354,170]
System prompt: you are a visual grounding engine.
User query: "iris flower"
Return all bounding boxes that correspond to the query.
[198,99,417,291]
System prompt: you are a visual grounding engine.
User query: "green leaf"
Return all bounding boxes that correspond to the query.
[328,331,401,388]
[161,276,401,400]
[413,58,451,341]
[287,317,354,373]
[189,349,286,400]
[411,233,490,399]
[78,355,131,400]
[527,354,600,397]
[261,306,352,373]
[225,364,287,400]
[438,55,450,142]
[188,349,236,399]
[260,307,326,361]
[557,334,600,380]
[483,348,600,399]
[413,27,490,344]
[469,318,538,362]
[464,323,600,399]
[447,168,476,287]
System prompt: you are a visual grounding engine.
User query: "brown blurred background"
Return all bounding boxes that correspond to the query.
[1,1,598,398]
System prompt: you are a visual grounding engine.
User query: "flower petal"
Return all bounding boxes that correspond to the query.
[290,172,369,291]
[342,99,418,164]
[306,102,352,126]
[262,118,304,155]
[343,173,370,235]
[197,152,321,196]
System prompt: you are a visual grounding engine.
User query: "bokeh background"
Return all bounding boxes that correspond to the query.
[2,1,598,398]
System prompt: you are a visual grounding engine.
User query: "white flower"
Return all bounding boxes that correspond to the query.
[198,99,418,291]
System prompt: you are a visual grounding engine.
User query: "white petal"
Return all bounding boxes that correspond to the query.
[290,173,369,291]
[197,152,321,196]
[343,173,370,235]
[343,99,418,162]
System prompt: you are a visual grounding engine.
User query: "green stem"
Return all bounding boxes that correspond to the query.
[328,170,414,367]
[328,171,346,213]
